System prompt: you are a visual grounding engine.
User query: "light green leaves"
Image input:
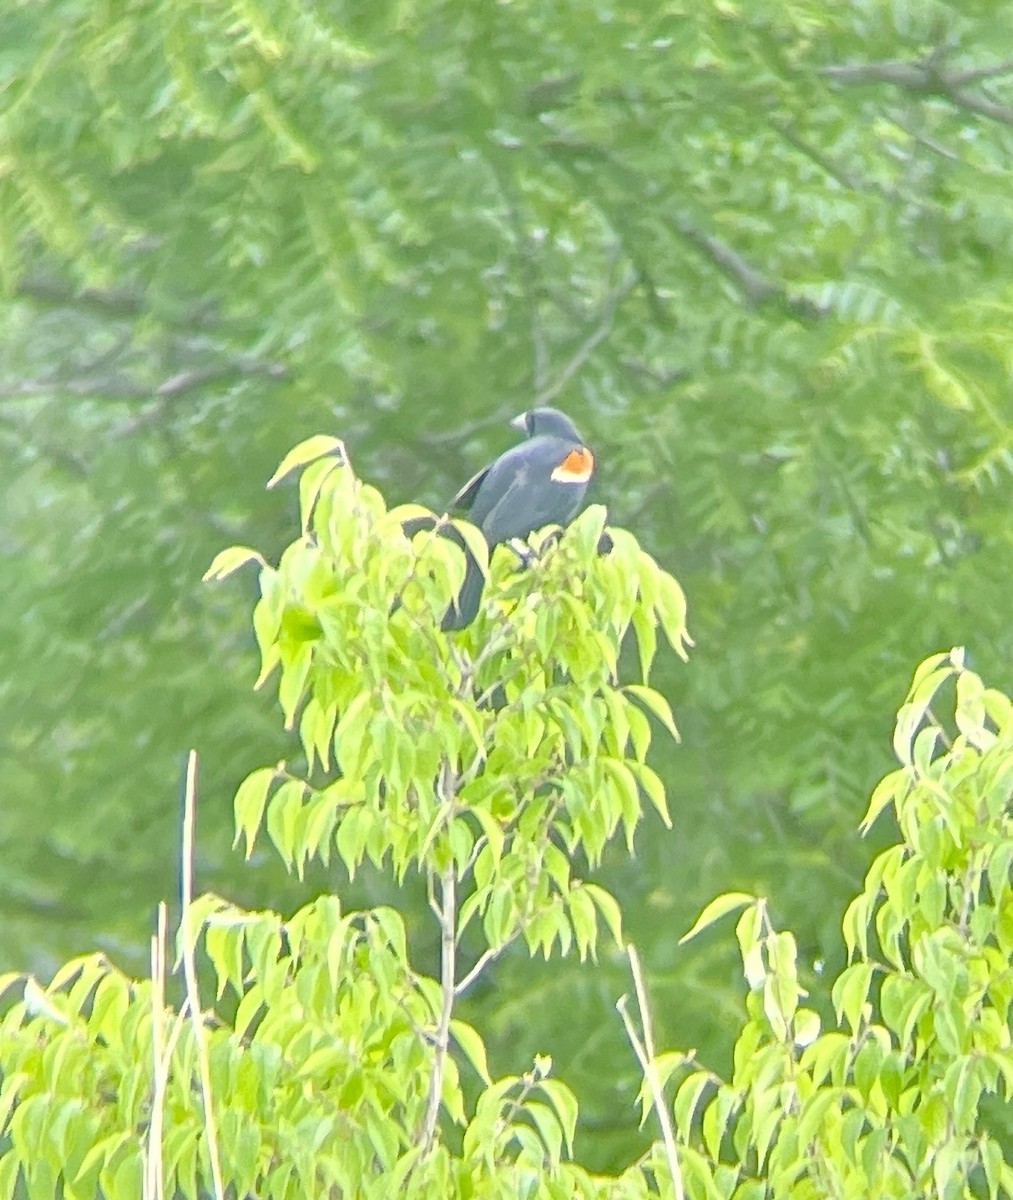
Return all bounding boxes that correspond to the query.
[224,447,688,917]
[202,546,266,581]
[679,891,756,946]
[665,650,1013,1199]
[266,435,345,490]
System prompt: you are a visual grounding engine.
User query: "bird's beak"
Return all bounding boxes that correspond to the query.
[509,411,528,433]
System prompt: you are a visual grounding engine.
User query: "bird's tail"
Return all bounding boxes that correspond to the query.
[441,550,484,631]
[400,516,486,631]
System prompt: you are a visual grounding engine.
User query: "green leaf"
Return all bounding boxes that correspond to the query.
[335,805,371,879]
[628,760,671,827]
[233,767,277,857]
[525,1100,563,1166]
[298,454,341,533]
[267,435,345,489]
[981,1134,1002,1200]
[623,684,680,742]
[680,892,756,945]
[736,902,766,989]
[654,570,691,659]
[265,778,306,869]
[702,1084,738,1160]
[450,1019,491,1084]
[673,1069,713,1137]
[583,883,623,948]
[933,1137,968,1200]
[859,768,905,834]
[630,605,657,683]
[539,1079,579,1158]
[278,640,313,731]
[0,1073,28,1136]
[831,962,874,1033]
[567,886,597,961]
[800,1031,850,1087]
[202,545,266,581]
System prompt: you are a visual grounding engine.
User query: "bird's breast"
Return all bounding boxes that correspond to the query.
[550,446,595,484]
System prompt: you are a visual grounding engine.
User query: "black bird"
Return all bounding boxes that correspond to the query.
[408,407,596,630]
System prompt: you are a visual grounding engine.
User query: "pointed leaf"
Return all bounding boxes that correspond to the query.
[680,893,756,945]
[202,546,266,582]
[450,1020,491,1084]
[267,435,345,489]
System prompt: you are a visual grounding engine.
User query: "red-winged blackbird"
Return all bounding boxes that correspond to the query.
[407,407,595,630]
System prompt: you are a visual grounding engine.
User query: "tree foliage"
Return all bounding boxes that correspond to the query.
[0,450,1008,1198]
[1,0,1012,1169]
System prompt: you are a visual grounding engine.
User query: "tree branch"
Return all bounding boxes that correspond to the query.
[16,274,147,317]
[531,268,637,408]
[455,942,507,998]
[0,358,288,407]
[668,217,824,319]
[769,120,886,196]
[179,752,226,1200]
[420,861,456,1151]
[617,945,686,1200]
[821,56,1013,127]
[946,58,1013,85]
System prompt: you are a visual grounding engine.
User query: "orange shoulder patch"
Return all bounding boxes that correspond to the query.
[551,446,595,484]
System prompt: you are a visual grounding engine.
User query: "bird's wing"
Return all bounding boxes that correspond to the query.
[449,464,492,512]
[478,440,589,543]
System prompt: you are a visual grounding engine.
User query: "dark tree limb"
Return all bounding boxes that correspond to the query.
[821,56,1013,127]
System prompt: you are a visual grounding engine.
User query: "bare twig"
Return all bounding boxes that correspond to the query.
[419,407,517,448]
[16,275,146,317]
[531,269,638,408]
[821,59,941,87]
[0,412,89,476]
[455,943,507,998]
[668,216,824,319]
[144,903,168,1200]
[618,358,690,388]
[944,87,1013,127]
[145,910,190,1200]
[156,359,288,397]
[0,356,288,406]
[489,161,551,391]
[769,120,878,195]
[617,945,685,1200]
[946,58,1013,86]
[821,57,1013,127]
[179,751,226,1200]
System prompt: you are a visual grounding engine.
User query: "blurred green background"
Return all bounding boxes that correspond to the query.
[1,0,1011,1170]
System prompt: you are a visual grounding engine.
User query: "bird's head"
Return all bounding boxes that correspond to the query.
[510,406,584,443]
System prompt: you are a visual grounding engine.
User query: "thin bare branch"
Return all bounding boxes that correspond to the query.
[946,58,1013,85]
[179,751,226,1200]
[532,269,638,408]
[16,274,147,317]
[420,861,457,1151]
[769,120,877,194]
[144,903,168,1200]
[617,945,685,1200]
[455,943,507,998]
[821,59,936,87]
[821,57,1013,127]
[946,87,1013,127]
[0,357,288,408]
[619,358,690,388]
